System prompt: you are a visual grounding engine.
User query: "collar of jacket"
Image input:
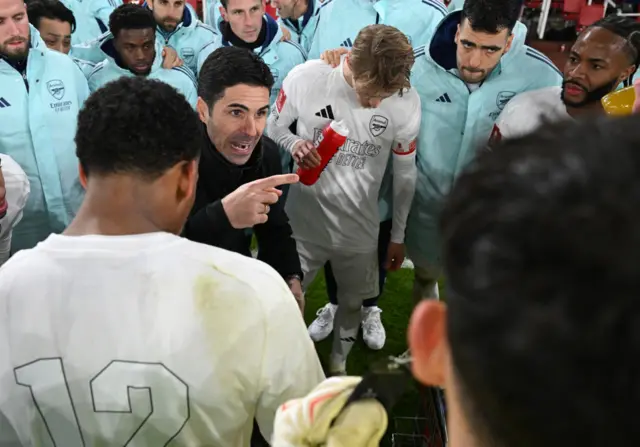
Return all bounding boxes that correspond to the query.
[428,12,529,79]
[204,128,265,175]
[428,11,504,79]
[220,14,280,55]
[100,34,164,74]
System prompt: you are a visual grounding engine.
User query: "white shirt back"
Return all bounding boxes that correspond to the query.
[0,154,30,266]
[492,86,572,142]
[0,232,324,447]
[280,59,421,252]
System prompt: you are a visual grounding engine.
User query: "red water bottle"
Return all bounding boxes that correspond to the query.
[296,120,349,186]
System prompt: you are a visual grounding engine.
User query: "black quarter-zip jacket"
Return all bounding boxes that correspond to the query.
[183,132,303,280]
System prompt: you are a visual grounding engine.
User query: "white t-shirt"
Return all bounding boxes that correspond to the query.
[268,59,421,252]
[0,154,30,266]
[0,232,324,447]
[490,86,572,143]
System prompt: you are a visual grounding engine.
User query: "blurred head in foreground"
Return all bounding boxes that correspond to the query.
[409,115,640,447]
[73,77,202,236]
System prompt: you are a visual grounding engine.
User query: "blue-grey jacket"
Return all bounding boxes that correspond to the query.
[405,12,563,269]
[278,0,319,53]
[219,14,307,105]
[0,26,89,252]
[87,37,198,107]
[307,0,447,59]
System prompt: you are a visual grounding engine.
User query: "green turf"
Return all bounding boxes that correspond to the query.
[304,268,423,446]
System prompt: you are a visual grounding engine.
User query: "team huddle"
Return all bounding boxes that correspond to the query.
[2,0,640,443]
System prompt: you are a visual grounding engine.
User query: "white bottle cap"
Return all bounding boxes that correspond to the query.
[330,119,350,137]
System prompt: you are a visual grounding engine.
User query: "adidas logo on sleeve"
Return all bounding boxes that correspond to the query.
[340,38,353,48]
[315,105,335,119]
[435,93,452,103]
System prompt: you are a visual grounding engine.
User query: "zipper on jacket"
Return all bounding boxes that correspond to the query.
[375,13,380,24]
[22,72,29,92]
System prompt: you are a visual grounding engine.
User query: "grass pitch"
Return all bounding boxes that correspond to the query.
[304,268,428,446]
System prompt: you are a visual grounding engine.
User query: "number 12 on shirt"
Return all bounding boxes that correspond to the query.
[14,358,190,446]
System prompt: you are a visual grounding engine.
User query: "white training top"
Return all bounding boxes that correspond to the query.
[0,232,325,447]
[267,58,420,252]
[491,86,572,143]
[0,153,30,266]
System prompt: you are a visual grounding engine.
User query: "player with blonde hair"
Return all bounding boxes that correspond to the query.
[267,24,420,375]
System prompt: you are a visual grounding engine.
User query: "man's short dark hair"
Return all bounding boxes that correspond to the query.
[441,115,640,447]
[27,0,76,33]
[198,46,274,108]
[76,77,202,180]
[461,0,520,33]
[108,3,155,38]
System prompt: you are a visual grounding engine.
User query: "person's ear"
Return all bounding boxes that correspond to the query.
[408,300,448,387]
[219,5,227,21]
[176,159,199,205]
[196,97,210,124]
[78,163,88,189]
[504,33,514,54]
[619,65,636,86]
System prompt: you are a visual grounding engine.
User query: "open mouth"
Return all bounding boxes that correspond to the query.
[230,142,252,154]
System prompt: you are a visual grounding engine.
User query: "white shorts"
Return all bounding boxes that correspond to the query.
[296,239,379,306]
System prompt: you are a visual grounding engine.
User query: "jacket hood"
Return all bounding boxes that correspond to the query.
[100,33,164,73]
[29,25,46,50]
[220,14,281,53]
[503,20,527,62]
[428,10,528,70]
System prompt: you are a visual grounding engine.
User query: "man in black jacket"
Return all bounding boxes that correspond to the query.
[184,46,304,311]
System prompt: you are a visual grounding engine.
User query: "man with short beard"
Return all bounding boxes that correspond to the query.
[491,14,640,140]
[145,0,221,75]
[0,0,89,253]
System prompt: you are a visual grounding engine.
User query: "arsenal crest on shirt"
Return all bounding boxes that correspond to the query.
[369,115,388,137]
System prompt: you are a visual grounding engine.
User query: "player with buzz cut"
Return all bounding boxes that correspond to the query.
[266,23,420,376]
[0,77,324,446]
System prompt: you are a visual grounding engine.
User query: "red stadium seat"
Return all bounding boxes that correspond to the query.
[576,4,605,32]
[563,0,584,14]
[265,1,278,19]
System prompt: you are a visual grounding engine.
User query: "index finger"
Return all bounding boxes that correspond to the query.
[249,174,299,189]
